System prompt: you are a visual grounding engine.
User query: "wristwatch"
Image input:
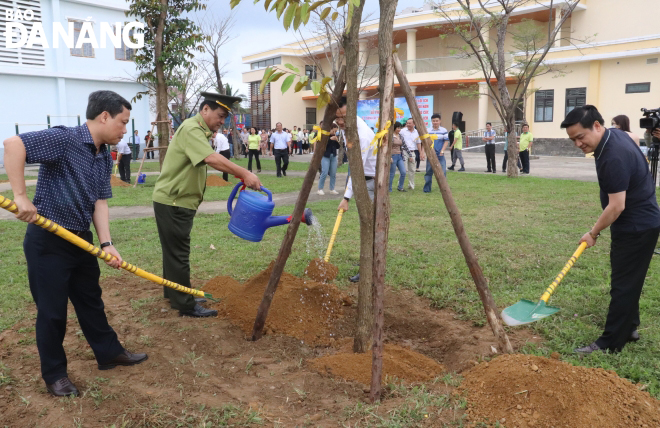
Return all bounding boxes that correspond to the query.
[100,241,113,248]
[343,197,350,202]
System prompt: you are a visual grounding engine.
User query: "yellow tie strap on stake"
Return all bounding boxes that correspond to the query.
[310,125,330,143]
[368,120,392,155]
[419,133,439,149]
[394,107,404,118]
[324,209,344,262]
[0,195,217,302]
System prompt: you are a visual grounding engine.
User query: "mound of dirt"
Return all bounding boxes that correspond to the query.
[462,354,660,427]
[206,175,231,187]
[308,343,445,385]
[204,262,351,345]
[304,258,339,283]
[110,175,130,187]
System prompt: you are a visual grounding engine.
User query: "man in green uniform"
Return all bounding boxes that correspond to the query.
[153,92,261,317]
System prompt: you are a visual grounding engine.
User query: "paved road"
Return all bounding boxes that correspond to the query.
[1,153,600,221]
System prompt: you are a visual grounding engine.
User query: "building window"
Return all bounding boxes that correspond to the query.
[534,90,554,123]
[70,20,95,58]
[0,0,46,66]
[250,57,282,70]
[115,25,136,61]
[626,83,650,94]
[306,108,317,127]
[249,81,271,130]
[305,65,317,90]
[565,88,586,117]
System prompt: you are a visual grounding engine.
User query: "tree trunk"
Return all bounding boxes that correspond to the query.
[393,56,514,354]
[370,0,397,403]
[506,118,519,177]
[230,115,242,159]
[251,68,347,341]
[155,0,169,168]
[342,0,372,354]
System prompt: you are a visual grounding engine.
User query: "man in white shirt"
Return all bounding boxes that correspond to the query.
[116,138,133,183]
[214,129,231,181]
[297,127,305,154]
[269,122,291,177]
[399,119,421,189]
[335,97,376,282]
[482,122,497,173]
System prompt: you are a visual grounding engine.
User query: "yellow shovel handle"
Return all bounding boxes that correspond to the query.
[540,241,588,303]
[0,195,207,299]
[324,209,344,262]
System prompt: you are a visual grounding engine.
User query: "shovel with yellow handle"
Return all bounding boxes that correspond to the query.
[0,194,218,301]
[324,209,344,262]
[304,209,344,283]
[501,242,588,326]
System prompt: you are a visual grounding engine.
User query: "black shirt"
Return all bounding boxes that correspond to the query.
[594,128,660,233]
[323,137,340,157]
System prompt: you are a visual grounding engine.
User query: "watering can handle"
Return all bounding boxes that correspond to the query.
[227,182,273,216]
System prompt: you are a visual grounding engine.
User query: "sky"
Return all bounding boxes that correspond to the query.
[201,0,424,97]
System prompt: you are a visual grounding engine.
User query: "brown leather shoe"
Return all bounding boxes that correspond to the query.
[46,377,79,397]
[98,350,148,370]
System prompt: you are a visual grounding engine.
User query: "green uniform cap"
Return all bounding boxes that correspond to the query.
[200,91,242,113]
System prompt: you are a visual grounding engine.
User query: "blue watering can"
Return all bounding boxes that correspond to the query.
[227,182,314,242]
[137,173,146,184]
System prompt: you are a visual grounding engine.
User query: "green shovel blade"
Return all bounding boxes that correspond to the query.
[501,299,560,326]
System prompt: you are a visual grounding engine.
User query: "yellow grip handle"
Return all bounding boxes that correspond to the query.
[539,241,588,303]
[0,195,206,299]
[324,209,344,262]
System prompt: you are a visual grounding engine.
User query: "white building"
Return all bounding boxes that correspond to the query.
[0,0,150,163]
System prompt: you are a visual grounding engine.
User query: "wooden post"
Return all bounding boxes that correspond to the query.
[251,68,346,341]
[393,56,514,354]
[369,0,398,403]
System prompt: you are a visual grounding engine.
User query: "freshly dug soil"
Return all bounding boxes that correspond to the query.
[110,175,130,187]
[462,354,660,427]
[206,174,231,187]
[304,257,339,283]
[204,262,351,345]
[309,343,445,386]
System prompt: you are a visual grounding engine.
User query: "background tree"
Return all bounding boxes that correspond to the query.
[433,0,582,177]
[127,0,206,166]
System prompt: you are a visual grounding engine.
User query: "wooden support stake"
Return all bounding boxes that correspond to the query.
[370,51,396,403]
[251,68,347,341]
[393,56,514,354]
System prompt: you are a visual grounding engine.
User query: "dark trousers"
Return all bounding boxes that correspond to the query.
[414,149,420,169]
[274,149,289,177]
[485,144,496,172]
[153,202,197,311]
[146,146,154,159]
[24,224,124,383]
[519,149,530,173]
[595,227,660,352]
[219,149,231,181]
[119,153,132,183]
[248,149,261,172]
[502,150,522,172]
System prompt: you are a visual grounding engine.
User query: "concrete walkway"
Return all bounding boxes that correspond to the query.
[1,153,601,221]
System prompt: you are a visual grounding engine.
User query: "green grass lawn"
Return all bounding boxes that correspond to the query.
[0,174,37,182]
[2,172,660,398]
[133,157,346,173]
[0,174,308,207]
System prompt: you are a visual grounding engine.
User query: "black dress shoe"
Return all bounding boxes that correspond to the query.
[447,166,455,171]
[629,330,640,342]
[574,342,604,355]
[195,297,207,304]
[349,273,360,283]
[46,377,79,397]
[98,350,149,370]
[179,303,218,318]
[282,170,287,176]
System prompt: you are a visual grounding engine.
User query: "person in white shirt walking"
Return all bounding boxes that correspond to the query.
[399,119,420,189]
[214,129,231,181]
[335,97,376,283]
[269,122,291,177]
[483,122,497,173]
[116,138,133,183]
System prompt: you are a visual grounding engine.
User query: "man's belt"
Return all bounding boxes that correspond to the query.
[66,229,89,237]
[365,176,374,181]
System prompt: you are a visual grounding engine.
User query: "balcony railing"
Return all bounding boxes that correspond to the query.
[361,54,513,79]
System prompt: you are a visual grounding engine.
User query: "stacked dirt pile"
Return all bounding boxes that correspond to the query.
[204,262,351,345]
[309,343,445,385]
[110,175,130,187]
[462,354,660,427]
[304,258,339,283]
[206,175,231,187]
